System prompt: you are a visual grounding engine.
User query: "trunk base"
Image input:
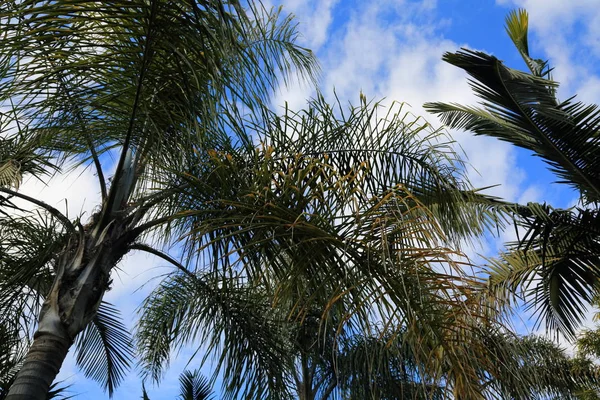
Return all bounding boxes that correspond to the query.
[6,332,71,400]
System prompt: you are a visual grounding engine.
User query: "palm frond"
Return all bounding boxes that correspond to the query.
[74,302,135,397]
[134,95,527,398]
[157,95,508,273]
[425,8,600,338]
[0,0,318,195]
[137,272,293,400]
[178,370,214,400]
[504,9,551,78]
[425,24,600,204]
[336,329,444,400]
[486,204,600,338]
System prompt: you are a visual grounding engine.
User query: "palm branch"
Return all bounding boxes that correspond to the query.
[141,369,214,400]
[425,9,600,337]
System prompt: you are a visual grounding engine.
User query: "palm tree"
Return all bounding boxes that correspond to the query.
[135,95,590,399]
[0,212,133,397]
[0,0,318,398]
[425,9,600,338]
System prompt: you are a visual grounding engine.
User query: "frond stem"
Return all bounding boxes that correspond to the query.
[127,214,174,238]
[87,138,107,200]
[0,188,75,232]
[129,243,194,278]
[105,0,159,223]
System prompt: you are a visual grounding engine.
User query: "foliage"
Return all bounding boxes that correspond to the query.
[142,370,214,400]
[0,0,317,397]
[426,9,600,338]
[137,96,596,399]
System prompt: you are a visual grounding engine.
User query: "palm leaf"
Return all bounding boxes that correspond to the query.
[482,333,600,399]
[0,0,318,194]
[486,204,600,338]
[425,8,600,337]
[425,12,600,204]
[137,272,293,400]
[178,370,214,400]
[74,302,135,397]
[135,95,529,398]
[158,95,509,275]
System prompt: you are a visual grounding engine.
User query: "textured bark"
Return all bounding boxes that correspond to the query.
[5,332,71,400]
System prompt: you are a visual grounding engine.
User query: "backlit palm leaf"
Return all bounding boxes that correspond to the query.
[138,272,293,399]
[74,302,135,397]
[178,370,214,400]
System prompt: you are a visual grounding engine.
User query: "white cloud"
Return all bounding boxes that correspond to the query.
[275,0,526,204]
[280,0,339,50]
[14,163,100,219]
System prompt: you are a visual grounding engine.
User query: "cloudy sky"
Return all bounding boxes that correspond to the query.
[22,0,599,398]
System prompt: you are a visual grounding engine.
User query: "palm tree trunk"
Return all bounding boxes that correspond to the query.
[5,331,71,400]
[298,352,314,400]
[6,216,134,400]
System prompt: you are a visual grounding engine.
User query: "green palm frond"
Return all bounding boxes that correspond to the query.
[504,9,551,79]
[486,204,600,337]
[134,95,524,398]
[0,0,318,209]
[425,8,600,338]
[158,95,508,273]
[177,370,214,400]
[139,370,214,400]
[425,48,600,203]
[336,330,444,400]
[0,128,58,190]
[425,12,600,205]
[137,272,293,400]
[426,10,600,203]
[482,334,600,399]
[74,302,135,397]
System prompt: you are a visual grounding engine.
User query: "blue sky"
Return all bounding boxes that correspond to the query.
[16,0,598,398]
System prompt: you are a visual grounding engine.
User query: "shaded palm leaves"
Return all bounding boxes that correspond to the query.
[137,97,540,399]
[425,9,600,337]
[138,272,291,399]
